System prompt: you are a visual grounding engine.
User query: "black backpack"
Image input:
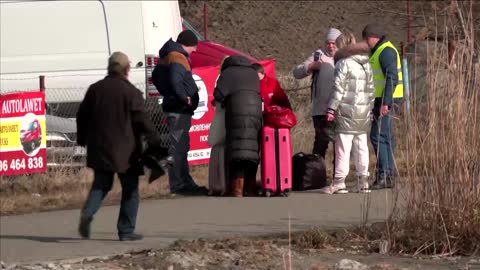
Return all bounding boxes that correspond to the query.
[151,63,170,96]
[292,152,327,191]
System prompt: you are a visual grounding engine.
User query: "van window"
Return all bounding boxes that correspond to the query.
[0,1,109,74]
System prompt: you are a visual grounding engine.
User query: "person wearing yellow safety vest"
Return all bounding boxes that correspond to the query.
[362,23,403,190]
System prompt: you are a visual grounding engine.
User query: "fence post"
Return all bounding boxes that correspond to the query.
[203,1,208,40]
[407,0,412,44]
[39,75,49,113]
[401,50,411,130]
[39,75,45,92]
[448,39,456,66]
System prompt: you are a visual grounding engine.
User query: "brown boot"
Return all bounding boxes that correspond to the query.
[244,176,258,197]
[230,177,244,197]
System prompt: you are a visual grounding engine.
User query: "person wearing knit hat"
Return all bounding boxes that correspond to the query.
[292,27,341,174]
[325,28,342,44]
[176,29,199,47]
[151,30,208,196]
[362,23,403,190]
[362,23,386,39]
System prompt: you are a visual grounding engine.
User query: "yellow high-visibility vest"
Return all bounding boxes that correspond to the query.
[369,41,404,99]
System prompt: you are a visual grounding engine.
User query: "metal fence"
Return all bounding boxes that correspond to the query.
[44,83,169,138]
[1,76,171,168]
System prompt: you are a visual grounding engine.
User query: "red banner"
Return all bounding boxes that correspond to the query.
[188,59,276,165]
[0,91,47,176]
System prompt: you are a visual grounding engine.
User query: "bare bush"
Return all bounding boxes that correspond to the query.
[387,1,480,256]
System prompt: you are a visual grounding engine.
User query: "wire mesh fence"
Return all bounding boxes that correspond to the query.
[1,77,170,168]
[44,84,169,139]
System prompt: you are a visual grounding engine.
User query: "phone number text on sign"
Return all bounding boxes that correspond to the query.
[0,157,44,172]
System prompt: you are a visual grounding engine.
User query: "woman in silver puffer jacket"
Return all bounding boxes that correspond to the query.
[322,31,375,194]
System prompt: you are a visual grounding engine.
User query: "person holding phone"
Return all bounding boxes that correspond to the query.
[292,28,342,159]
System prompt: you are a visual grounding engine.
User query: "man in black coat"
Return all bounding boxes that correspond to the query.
[76,51,162,241]
[214,56,263,197]
[152,30,207,195]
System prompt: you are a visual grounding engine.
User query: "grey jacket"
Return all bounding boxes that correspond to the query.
[328,43,375,134]
[292,48,335,116]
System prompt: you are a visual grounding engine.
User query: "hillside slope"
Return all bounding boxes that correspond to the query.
[180,1,433,72]
[180,1,480,72]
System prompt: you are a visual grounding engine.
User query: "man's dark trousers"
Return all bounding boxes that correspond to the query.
[312,115,332,158]
[313,115,336,179]
[81,170,139,237]
[370,110,395,180]
[166,112,197,192]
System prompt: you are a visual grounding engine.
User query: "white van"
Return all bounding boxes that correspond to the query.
[0,0,183,115]
[1,0,184,167]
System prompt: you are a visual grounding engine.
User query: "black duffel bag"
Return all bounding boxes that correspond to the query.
[292,152,327,191]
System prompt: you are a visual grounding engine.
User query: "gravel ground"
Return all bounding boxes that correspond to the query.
[3,234,479,270]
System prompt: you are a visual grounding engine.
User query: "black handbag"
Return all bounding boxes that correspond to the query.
[292,152,327,191]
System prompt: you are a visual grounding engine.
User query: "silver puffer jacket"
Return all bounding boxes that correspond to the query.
[328,42,375,134]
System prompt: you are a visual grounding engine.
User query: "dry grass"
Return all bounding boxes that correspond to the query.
[282,1,480,257]
[384,1,480,256]
[0,166,208,216]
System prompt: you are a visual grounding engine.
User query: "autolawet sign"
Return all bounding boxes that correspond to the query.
[0,91,47,176]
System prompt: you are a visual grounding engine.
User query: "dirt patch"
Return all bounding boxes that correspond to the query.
[8,229,479,270]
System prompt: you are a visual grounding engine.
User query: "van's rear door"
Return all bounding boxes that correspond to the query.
[101,1,145,91]
[141,1,182,97]
[0,1,110,75]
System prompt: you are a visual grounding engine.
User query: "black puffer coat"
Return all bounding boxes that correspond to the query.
[213,56,262,163]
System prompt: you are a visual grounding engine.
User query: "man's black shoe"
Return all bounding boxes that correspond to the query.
[172,185,209,196]
[119,233,143,241]
[78,216,92,239]
[192,186,209,194]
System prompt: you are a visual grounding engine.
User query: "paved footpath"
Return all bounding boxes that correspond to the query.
[0,191,395,264]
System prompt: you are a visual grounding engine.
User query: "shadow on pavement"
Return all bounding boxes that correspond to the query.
[0,235,118,243]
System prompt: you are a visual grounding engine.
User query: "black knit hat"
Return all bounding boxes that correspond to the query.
[176,30,198,47]
[362,23,386,39]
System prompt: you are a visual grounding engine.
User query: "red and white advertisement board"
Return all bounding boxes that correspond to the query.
[188,59,276,165]
[0,91,47,176]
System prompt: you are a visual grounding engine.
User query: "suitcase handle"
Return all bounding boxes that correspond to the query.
[282,136,286,142]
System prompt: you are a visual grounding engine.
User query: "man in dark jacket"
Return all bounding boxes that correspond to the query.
[363,23,404,189]
[76,51,162,241]
[214,56,263,197]
[153,30,207,195]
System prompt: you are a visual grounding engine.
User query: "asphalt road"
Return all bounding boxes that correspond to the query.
[0,190,395,264]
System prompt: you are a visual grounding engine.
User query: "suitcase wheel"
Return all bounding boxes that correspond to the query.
[282,190,290,197]
[264,190,272,197]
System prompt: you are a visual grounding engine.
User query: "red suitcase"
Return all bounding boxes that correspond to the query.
[261,127,292,197]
